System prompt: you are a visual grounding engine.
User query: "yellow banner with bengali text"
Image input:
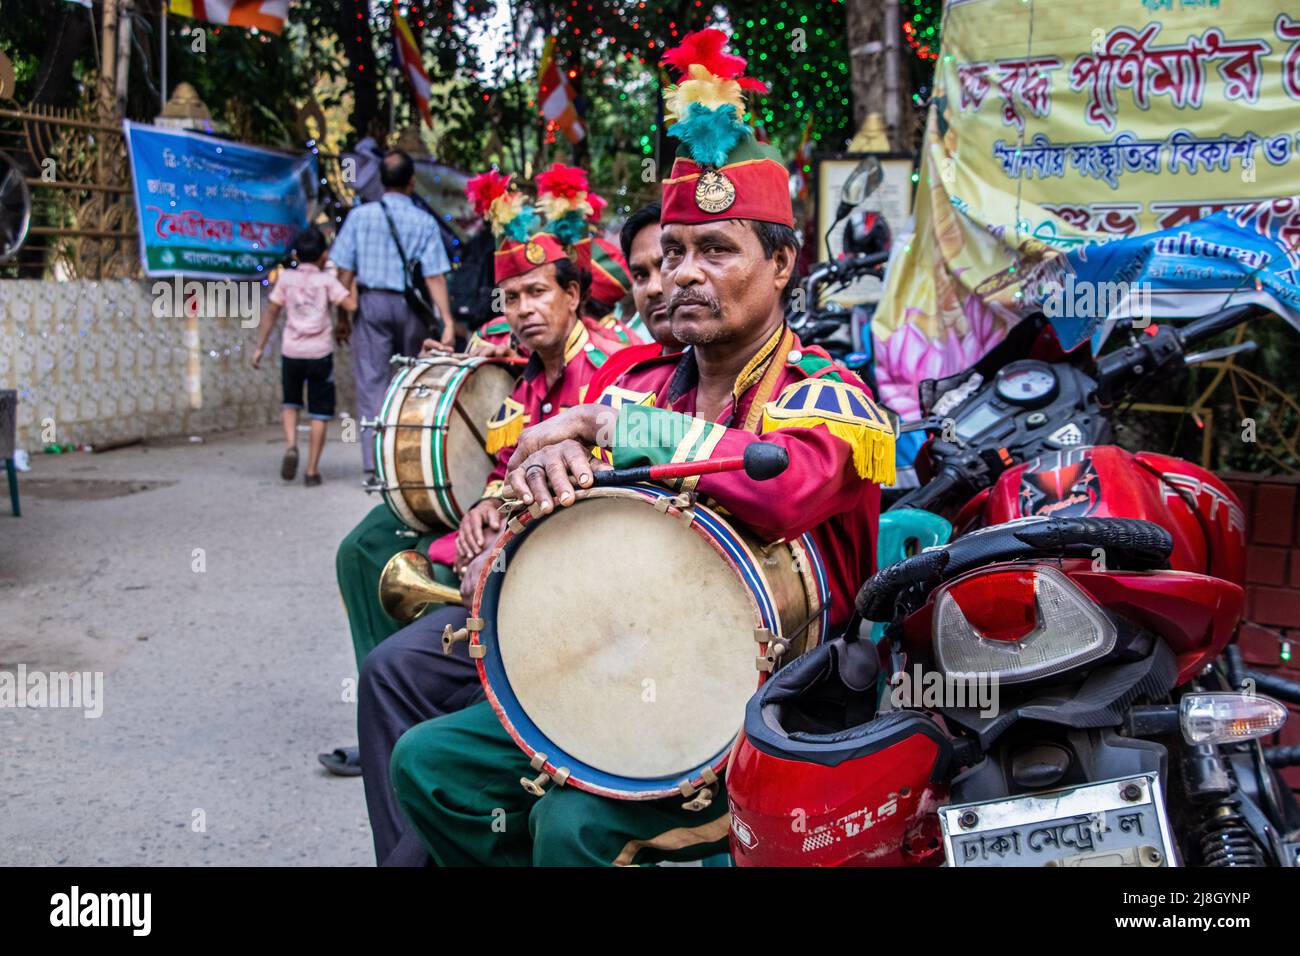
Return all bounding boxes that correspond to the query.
[872,0,1300,421]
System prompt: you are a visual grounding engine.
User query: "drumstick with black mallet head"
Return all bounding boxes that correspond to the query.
[590,440,789,486]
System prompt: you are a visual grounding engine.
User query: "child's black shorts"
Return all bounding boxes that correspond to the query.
[281,354,335,420]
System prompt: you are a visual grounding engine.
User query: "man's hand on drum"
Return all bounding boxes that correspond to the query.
[467,338,514,359]
[505,404,617,512]
[418,338,454,359]
[458,549,492,602]
[508,439,594,512]
[455,499,502,567]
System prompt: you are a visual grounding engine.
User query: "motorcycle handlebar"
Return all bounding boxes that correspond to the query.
[808,252,889,286]
[888,466,967,513]
[1175,304,1265,349]
[1097,303,1266,402]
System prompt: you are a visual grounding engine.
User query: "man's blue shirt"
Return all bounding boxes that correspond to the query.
[330,192,450,292]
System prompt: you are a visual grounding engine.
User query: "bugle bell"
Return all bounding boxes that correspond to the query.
[377,549,464,624]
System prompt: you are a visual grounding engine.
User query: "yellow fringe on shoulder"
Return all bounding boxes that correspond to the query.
[485,416,525,456]
[760,413,897,486]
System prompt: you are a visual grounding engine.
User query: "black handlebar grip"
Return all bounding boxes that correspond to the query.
[1264,744,1300,768]
[887,466,966,514]
[1242,669,1300,708]
[1177,304,1265,349]
[1096,327,1183,403]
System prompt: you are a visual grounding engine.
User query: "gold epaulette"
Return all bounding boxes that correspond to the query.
[761,378,896,484]
[485,397,527,455]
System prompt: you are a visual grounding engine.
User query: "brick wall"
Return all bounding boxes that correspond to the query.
[1222,472,1300,789]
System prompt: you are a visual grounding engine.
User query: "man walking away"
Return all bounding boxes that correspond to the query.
[331,150,454,479]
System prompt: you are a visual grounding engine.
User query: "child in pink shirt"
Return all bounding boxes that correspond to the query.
[251,227,357,485]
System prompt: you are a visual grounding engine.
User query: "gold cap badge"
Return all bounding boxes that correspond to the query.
[694,168,737,214]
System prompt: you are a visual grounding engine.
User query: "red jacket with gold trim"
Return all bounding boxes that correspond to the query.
[595,327,894,628]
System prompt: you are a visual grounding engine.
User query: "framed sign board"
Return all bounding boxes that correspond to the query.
[815,153,914,306]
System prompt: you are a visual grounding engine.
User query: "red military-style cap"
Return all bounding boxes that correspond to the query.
[658,29,793,228]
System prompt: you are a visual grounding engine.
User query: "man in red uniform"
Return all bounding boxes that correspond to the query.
[387,30,895,865]
[584,201,683,397]
[355,208,622,866]
[443,271,621,586]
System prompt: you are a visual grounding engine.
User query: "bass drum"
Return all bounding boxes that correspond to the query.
[467,485,829,802]
[373,356,515,532]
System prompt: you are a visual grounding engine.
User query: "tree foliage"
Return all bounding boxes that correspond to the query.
[0,1,937,205]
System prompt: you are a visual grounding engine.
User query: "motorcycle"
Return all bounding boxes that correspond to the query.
[789,156,893,372]
[727,303,1300,867]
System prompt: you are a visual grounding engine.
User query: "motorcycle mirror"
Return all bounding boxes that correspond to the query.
[834,156,883,223]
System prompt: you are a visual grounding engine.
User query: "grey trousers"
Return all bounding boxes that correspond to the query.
[353,289,429,471]
[357,605,484,866]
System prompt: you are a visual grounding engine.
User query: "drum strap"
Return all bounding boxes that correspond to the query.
[741,325,796,433]
[450,399,495,462]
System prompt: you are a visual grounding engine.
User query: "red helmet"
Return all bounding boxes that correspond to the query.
[727,637,953,866]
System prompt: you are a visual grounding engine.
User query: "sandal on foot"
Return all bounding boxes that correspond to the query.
[304,473,322,487]
[318,745,362,777]
[280,446,299,480]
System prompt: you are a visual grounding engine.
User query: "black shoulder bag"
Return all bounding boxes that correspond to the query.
[378,197,443,339]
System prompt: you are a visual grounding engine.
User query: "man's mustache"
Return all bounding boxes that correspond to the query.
[669,290,721,317]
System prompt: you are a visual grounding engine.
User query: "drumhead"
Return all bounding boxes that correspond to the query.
[444,363,515,513]
[494,495,760,780]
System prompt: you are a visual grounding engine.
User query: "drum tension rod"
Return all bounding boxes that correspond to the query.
[520,753,570,796]
[372,481,454,491]
[399,383,448,393]
[442,618,485,657]
[364,422,451,431]
[650,491,697,525]
[679,768,719,812]
[755,604,824,672]
[754,627,783,673]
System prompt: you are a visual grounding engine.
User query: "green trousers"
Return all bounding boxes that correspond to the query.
[335,504,456,670]
[391,700,732,866]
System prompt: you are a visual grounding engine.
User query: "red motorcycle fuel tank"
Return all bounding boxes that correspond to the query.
[980,446,1240,578]
[1133,451,1247,586]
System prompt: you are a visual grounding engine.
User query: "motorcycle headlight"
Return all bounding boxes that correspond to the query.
[933,565,1116,685]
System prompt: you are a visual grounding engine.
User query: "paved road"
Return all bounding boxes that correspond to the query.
[0,427,376,865]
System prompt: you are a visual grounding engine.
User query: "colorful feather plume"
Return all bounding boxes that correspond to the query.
[661,29,768,158]
[466,169,537,240]
[536,162,595,245]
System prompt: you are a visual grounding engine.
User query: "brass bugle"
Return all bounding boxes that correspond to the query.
[378,549,464,624]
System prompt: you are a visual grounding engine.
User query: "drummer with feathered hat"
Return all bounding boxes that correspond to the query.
[351,167,631,866]
[535,162,647,346]
[388,29,894,866]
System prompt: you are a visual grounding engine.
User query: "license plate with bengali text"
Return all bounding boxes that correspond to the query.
[939,775,1175,867]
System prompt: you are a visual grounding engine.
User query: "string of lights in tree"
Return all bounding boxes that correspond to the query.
[730,2,854,154]
[533,1,859,155]
[376,2,944,173]
[903,0,942,62]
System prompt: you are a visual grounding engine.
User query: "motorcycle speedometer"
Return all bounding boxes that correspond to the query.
[995,360,1059,406]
